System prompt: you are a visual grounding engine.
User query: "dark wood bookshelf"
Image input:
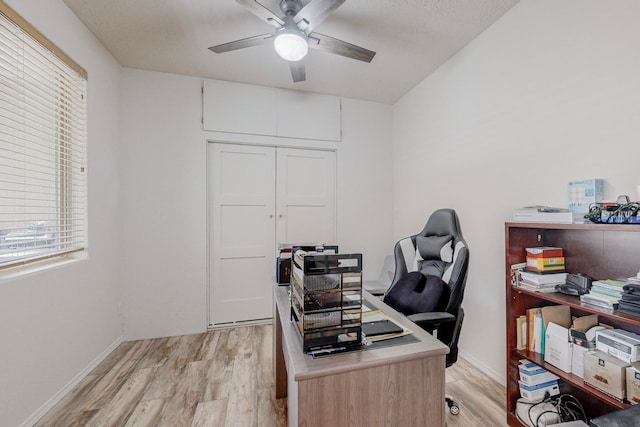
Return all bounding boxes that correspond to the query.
[505,222,640,426]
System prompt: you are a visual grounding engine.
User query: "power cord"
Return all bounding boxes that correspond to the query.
[587,202,640,224]
[516,392,587,427]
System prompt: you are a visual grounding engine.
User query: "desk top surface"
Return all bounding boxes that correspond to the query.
[275,285,449,381]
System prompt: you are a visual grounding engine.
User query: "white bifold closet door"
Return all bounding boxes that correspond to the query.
[208,143,335,326]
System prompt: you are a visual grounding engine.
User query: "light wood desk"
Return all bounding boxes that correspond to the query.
[273,286,448,427]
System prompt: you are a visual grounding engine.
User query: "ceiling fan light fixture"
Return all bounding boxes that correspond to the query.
[274,31,308,62]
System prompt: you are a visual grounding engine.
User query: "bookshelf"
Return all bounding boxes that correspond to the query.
[505,222,640,426]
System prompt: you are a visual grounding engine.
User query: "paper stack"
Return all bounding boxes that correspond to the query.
[518,271,567,293]
[618,274,640,316]
[580,279,625,311]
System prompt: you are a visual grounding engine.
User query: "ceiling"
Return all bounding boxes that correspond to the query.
[62,0,519,104]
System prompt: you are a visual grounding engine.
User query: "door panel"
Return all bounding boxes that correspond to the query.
[209,144,336,326]
[209,143,275,325]
[276,148,336,245]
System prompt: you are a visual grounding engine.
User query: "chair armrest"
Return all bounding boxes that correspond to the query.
[407,312,455,330]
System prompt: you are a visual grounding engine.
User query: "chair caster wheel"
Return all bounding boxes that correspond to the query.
[449,404,460,415]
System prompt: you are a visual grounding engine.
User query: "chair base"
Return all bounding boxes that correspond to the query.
[446,396,460,415]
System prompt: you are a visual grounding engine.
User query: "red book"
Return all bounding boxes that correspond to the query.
[525,247,563,258]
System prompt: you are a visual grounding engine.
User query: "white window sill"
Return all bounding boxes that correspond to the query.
[0,251,88,281]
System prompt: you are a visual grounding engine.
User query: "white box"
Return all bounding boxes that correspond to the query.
[568,179,604,213]
[519,361,559,386]
[545,322,573,373]
[584,350,629,400]
[595,329,640,363]
[627,363,640,404]
[571,345,589,379]
[518,379,560,402]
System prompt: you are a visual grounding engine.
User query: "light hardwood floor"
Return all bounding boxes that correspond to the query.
[35,325,507,427]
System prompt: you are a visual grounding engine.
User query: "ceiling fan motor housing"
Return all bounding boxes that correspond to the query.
[280,0,303,16]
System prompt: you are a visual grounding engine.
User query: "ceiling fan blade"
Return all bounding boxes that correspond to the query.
[294,0,345,33]
[209,34,273,54]
[289,61,306,82]
[236,0,284,28]
[308,32,376,63]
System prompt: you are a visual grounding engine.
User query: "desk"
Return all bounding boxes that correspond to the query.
[273,286,448,427]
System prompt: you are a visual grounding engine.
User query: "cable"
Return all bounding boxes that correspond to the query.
[587,202,640,224]
[516,392,587,427]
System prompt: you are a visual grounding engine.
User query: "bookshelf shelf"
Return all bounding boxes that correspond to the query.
[505,222,640,426]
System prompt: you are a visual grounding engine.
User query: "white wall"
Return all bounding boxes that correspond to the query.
[392,0,640,381]
[120,69,393,340]
[0,1,123,426]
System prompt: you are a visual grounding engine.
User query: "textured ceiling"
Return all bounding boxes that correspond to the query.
[62,0,519,104]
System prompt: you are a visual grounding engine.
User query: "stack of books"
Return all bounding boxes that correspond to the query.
[513,206,577,224]
[518,271,568,293]
[515,247,566,293]
[580,279,626,311]
[525,247,565,273]
[618,275,640,316]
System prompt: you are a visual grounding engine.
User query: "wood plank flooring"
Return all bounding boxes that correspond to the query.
[35,325,506,426]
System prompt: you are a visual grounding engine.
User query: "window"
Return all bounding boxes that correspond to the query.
[0,4,87,269]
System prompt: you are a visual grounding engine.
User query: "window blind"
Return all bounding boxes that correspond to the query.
[0,5,87,268]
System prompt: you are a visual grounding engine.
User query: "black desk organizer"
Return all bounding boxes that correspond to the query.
[290,247,363,352]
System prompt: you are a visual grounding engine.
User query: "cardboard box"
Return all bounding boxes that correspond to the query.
[570,315,601,349]
[568,179,604,213]
[519,361,559,386]
[627,363,640,404]
[525,247,563,258]
[584,350,629,400]
[518,379,560,402]
[596,329,640,363]
[545,322,573,373]
[526,257,565,271]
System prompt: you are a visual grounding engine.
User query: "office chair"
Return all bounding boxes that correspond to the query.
[383,208,469,415]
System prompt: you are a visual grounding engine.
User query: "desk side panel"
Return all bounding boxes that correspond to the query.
[296,354,446,427]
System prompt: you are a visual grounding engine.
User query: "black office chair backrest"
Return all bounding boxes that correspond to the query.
[390,209,469,312]
[386,209,469,365]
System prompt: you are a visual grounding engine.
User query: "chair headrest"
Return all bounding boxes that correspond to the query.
[416,235,453,262]
[420,208,463,240]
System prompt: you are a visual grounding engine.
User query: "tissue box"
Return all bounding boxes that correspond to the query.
[519,361,559,386]
[518,379,560,402]
[568,179,604,213]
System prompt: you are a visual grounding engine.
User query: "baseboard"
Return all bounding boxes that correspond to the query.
[20,336,124,427]
[458,349,506,386]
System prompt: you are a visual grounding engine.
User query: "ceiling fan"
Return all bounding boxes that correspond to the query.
[209,0,376,82]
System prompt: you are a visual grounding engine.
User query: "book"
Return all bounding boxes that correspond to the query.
[520,271,567,285]
[516,315,527,350]
[525,247,564,258]
[514,208,575,224]
[510,262,526,287]
[527,307,544,353]
[580,293,619,310]
[533,311,544,354]
[517,281,559,293]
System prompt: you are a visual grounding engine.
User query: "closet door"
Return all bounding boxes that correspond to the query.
[276,148,336,244]
[208,144,336,326]
[208,143,276,325]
